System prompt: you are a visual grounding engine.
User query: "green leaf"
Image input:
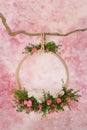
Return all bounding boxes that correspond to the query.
[14,89,28,101]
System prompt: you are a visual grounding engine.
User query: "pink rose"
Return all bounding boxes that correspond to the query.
[47,100,52,105]
[38,104,42,109]
[24,100,28,105]
[56,98,61,103]
[27,100,32,107]
[66,98,71,102]
[32,48,37,53]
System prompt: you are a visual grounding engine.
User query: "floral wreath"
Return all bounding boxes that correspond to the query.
[14,34,80,116]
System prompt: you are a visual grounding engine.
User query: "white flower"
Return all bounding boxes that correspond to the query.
[59,90,64,95]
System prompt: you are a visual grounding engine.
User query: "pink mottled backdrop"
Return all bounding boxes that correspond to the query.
[0,0,87,130]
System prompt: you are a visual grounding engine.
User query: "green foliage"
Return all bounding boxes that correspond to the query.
[14,88,28,101]
[30,96,39,111]
[23,41,62,53]
[44,41,59,52]
[13,87,80,116]
[25,43,41,53]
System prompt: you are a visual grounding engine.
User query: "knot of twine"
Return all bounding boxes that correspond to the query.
[40,33,46,51]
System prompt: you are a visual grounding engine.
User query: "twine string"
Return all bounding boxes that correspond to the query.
[40,33,46,51]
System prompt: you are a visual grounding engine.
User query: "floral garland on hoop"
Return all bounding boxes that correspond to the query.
[23,41,62,54]
[14,85,80,116]
[14,42,80,116]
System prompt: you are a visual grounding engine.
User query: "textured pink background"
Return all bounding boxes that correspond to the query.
[0,0,87,130]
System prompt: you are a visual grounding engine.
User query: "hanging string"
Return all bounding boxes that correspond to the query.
[40,33,46,51]
[0,13,87,37]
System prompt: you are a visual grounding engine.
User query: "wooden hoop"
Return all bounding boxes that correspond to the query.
[15,51,69,89]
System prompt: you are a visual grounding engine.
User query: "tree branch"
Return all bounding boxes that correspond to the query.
[0,12,87,37]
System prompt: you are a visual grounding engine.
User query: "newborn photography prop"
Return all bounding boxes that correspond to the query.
[0,12,86,117]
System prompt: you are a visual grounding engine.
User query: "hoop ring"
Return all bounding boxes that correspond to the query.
[15,51,69,89]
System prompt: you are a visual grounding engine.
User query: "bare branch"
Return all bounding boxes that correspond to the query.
[0,13,87,37]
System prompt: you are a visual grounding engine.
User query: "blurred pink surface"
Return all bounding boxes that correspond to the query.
[0,0,87,130]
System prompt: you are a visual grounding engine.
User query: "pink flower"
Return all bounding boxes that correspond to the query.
[38,104,42,109]
[32,48,37,53]
[27,100,32,107]
[47,100,52,105]
[66,98,71,102]
[24,100,32,107]
[56,98,61,103]
[24,100,28,105]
